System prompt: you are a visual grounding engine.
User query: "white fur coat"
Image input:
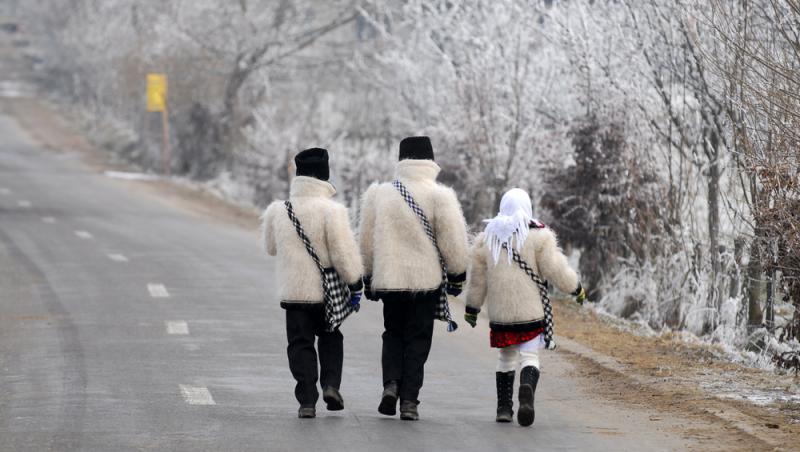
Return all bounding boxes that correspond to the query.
[466,229,579,324]
[359,159,469,292]
[262,176,363,303]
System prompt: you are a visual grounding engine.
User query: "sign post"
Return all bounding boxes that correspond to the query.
[146,73,170,176]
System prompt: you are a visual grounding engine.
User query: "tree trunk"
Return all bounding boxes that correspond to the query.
[746,240,764,329]
[765,267,775,332]
[706,129,722,323]
[221,65,249,145]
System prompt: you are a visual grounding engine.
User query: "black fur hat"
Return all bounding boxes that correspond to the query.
[399,136,435,161]
[295,147,330,181]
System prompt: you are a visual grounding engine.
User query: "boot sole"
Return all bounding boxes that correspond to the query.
[400,412,419,421]
[378,393,397,416]
[496,413,513,423]
[323,393,344,411]
[518,385,535,427]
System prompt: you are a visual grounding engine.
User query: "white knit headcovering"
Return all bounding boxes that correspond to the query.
[483,188,534,265]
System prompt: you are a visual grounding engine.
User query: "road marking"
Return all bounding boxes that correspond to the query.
[166,321,189,335]
[0,188,10,195]
[107,253,129,262]
[74,230,93,239]
[0,80,35,98]
[104,171,160,181]
[147,283,170,298]
[41,217,56,223]
[179,385,215,405]
[17,200,31,208]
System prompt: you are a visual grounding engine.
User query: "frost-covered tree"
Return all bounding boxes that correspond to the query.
[704,0,800,342]
[542,116,667,303]
[358,0,571,221]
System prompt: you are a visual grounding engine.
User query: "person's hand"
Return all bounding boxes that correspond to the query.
[464,312,478,328]
[573,284,587,306]
[446,280,464,297]
[349,290,363,307]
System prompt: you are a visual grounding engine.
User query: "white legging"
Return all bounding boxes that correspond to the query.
[496,335,544,372]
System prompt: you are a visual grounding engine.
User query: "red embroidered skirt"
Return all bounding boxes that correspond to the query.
[490,328,544,348]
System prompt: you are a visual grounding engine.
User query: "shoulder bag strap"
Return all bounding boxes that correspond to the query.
[391,180,446,271]
[284,200,325,274]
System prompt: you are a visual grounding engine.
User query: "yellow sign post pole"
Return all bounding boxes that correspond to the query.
[146,73,170,176]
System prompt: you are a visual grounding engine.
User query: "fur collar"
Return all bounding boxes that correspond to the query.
[395,159,441,182]
[290,176,336,198]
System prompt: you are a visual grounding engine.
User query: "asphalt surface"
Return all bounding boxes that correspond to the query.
[0,111,700,451]
[0,16,693,452]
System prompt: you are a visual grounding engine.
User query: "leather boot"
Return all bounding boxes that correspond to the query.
[298,406,316,418]
[517,366,539,427]
[495,371,515,423]
[378,380,399,416]
[399,400,419,421]
[322,386,344,411]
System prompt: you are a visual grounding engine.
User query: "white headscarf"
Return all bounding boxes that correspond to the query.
[483,189,536,265]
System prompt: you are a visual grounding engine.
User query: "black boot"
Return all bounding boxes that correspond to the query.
[298,405,316,418]
[517,366,539,427]
[322,386,344,411]
[378,380,399,416]
[495,371,515,423]
[399,400,419,421]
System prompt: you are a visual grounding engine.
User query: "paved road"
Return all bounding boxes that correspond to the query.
[0,111,693,451]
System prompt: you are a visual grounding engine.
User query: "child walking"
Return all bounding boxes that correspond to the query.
[262,148,364,419]
[464,189,586,426]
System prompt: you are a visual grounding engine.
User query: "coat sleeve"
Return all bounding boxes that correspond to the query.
[261,202,279,256]
[536,229,580,294]
[358,185,377,278]
[465,235,488,313]
[326,203,364,289]
[433,186,469,281]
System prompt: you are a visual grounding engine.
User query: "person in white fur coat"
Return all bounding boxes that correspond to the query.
[464,188,586,427]
[359,136,469,421]
[262,148,364,419]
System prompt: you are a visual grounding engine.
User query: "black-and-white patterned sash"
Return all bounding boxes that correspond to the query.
[503,244,556,349]
[285,201,357,332]
[392,180,457,332]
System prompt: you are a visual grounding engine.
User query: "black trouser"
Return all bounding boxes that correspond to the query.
[381,292,437,403]
[285,304,343,407]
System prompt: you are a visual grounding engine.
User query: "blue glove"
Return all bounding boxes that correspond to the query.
[349,290,363,307]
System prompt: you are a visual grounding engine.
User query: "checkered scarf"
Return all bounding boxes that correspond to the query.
[392,180,457,332]
[502,243,556,350]
[285,201,358,332]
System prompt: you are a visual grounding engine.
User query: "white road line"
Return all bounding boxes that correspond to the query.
[179,385,215,405]
[41,217,56,223]
[107,253,129,262]
[147,283,170,298]
[74,230,93,239]
[0,188,10,195]
[166,321,189,335]
[17,200,31,208]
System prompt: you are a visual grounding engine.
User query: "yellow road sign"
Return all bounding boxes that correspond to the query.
[146,73,167,112]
